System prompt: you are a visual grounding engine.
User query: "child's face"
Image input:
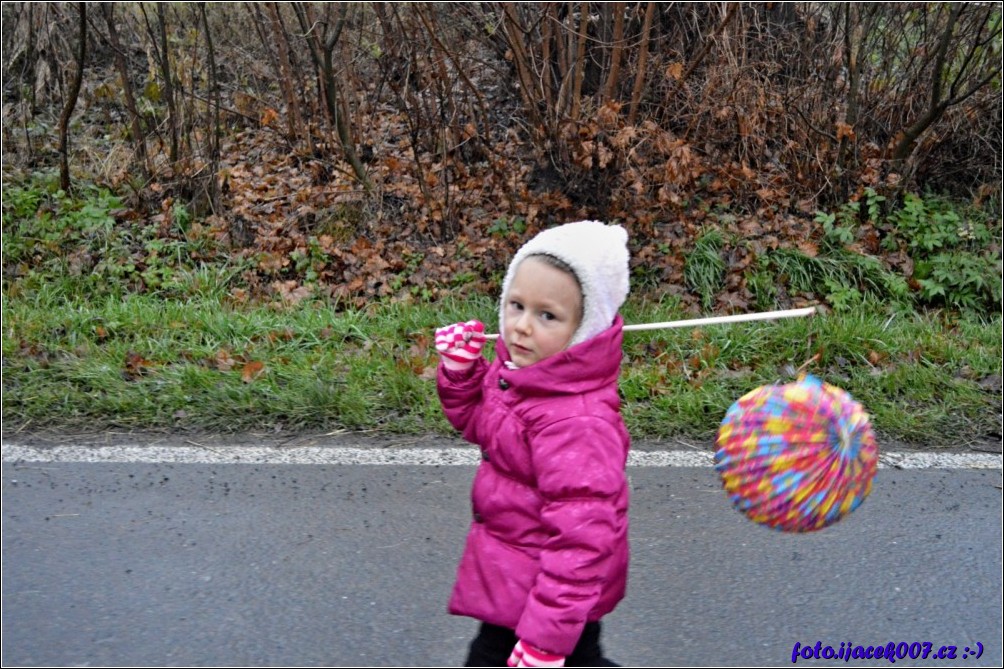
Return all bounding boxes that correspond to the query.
[503,257,582,367]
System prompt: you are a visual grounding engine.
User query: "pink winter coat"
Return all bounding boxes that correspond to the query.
[437,317,630,655]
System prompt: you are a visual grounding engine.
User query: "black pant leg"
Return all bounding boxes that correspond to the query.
[464,620,619,667]
[464,622,517,667]
[566,622,620,667]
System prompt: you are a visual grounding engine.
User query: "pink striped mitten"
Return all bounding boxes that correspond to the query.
[434,320,487,370]
[507,640,566,668]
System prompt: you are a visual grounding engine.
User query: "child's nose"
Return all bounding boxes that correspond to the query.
[514,311,532,335]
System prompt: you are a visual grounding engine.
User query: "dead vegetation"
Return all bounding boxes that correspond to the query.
[2,2,1000,310]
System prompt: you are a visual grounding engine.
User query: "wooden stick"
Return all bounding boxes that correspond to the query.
[483,306,817,340]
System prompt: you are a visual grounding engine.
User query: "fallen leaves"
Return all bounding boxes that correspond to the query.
[272,280,313,305]
[123,351,155,380]
[213,348,237,372]
[241,360,266,383]
[84,61,926,319]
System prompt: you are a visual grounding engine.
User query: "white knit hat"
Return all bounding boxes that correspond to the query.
[499,220,630,348]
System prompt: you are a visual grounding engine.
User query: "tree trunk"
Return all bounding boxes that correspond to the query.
[501,3,546,134]
[101,3,148,179]
[198,2,221,216]
[568,1,589,121]
[889,4,972,166]
[293,2,371,191]
[679,2,739,84]
[322,47,372,191]
[58,2,86,193]
[601,2,626,102]
[155,3,179,164]
[266,2,304,146]
[627,1,656,125]
[836,3,864,202]
[26,4,39,114]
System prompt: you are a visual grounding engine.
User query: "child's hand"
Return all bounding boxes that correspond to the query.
[507,640,565,668]
[435,320,487,371]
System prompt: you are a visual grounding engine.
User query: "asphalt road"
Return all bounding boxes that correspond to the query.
[2,440,1001,667]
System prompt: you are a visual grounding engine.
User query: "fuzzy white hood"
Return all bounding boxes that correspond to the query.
[499,220,630,348]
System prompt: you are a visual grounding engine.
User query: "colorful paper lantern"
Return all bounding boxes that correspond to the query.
[714,375,878,532]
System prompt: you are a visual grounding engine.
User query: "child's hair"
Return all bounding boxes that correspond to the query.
[527,254,580,285]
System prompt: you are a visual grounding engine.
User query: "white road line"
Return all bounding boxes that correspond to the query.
[2,443,1001,469]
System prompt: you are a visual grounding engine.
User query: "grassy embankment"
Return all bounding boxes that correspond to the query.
[3,177,1001,447]
[4,287,1000,447]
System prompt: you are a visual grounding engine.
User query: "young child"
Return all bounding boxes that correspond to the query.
[435,220,631,667]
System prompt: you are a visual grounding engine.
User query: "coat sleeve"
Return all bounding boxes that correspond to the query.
[515,415,628,655]
[436,357,489,443]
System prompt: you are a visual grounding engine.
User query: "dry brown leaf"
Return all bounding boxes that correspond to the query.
[123,351,154,380]
[241,360,265,383]
[835,121,855,141]
[260,108,279,127]
[596,100,622,128]
[268,328,295,343]
[214,349,235,372]
[796,241,819,258]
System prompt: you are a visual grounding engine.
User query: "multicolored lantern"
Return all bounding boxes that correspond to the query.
[714,375,878,532]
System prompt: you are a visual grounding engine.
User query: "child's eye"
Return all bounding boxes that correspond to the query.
[510,300,523,311]
[541,312,555,321]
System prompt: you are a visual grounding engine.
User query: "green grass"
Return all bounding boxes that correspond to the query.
[684,229,726,310]
[2,287,495,434]
[3,287,1000,446]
